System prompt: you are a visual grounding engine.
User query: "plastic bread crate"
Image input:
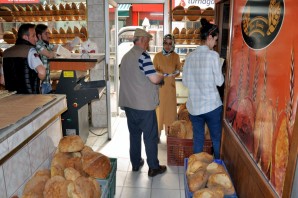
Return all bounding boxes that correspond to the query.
[97,158,117,198]
[97,180,109,198]
[167,136,213,166]
[184,158,237,198]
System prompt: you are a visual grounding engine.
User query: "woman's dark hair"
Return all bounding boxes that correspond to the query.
[17,23,36,39]
[200,18,219,41]
[35,24,48,37]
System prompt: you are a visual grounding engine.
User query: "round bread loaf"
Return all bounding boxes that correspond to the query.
[193,188,224,198]
[187,170,209,192]
[64,167,81,181]
[81,151,111,179]
[67,176,101,198]
[207,173,235,195]
[168,120,186,138]
[58,135,84,152]
[186,160,208,176]
[22,169,50,197]
[206,162,226,175]
[43,175,71,198]
[188,152,214,165]
[173,27,179,35]
[178,108,190,121]
[172,5,185,21]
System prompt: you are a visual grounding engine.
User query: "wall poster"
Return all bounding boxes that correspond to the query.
[225,0,298,196]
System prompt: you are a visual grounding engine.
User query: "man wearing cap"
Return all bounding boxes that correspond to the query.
[119,28,167,177]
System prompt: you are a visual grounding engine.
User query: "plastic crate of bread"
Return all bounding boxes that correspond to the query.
[97,158,117,198]
[167,104,213,166]
[20,135,115,198]
[184,152,237,198]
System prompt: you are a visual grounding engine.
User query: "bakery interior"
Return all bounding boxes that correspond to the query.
[0,0,298,198]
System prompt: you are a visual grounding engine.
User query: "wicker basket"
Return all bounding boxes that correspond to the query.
[167,136,213,166]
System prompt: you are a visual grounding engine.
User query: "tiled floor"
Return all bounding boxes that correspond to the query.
[86,114,186,198]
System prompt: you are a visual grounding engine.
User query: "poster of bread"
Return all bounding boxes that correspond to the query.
[224,0,298,196]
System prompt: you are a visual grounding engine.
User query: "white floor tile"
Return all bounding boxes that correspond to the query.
[121,187,151,198]
[152,173,180,190]
[116,171,127,187]
[124,172,152,188]
[151,189,182,198]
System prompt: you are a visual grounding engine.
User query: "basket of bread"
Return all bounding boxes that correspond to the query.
[167,104,212,166]
[21,135,116,198]
[184,152,237,198]
[172,5,185,21]
[186,5,201,21]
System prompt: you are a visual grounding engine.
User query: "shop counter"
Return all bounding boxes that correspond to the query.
[0,94,67,197]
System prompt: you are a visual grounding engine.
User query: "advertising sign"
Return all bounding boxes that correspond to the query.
[175,0,215,9]
[225,0,298,196]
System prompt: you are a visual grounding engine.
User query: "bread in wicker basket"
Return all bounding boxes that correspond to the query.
[187,5,201,21]
[172,5,185,21]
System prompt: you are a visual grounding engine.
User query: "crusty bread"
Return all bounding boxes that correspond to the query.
[66,27,73,34]
[22,169,50,197]
[3,31,15,39]
[64,167,81,181]
[80,26,88,38]
[193,188,224,198]
[81,151,111,179]
[74,26,80,34]
[178,108,190,121]
[58,135,84,152]
[52,28,59,34]
[43,176,72,198]
[67,176,101,198]
[207,173,235,195]
[168,120,187,138]
[188,170,209,192]
[0,6,11,11]
[184,121,193,139]
[186,160,208,176]
[188,152,214,165]
[206,162,226,175]
[173,27,179,34]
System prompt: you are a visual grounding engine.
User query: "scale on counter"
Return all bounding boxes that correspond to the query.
[49,55,106,142]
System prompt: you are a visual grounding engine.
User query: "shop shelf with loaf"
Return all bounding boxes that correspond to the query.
[0,2,87,46]
[171,5,215,46]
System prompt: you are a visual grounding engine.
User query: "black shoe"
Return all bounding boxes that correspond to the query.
[148,165,167,177]
[132,158,145,171]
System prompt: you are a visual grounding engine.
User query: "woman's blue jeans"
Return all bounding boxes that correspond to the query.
[189,105,223,159]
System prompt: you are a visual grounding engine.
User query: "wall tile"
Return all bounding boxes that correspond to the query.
[0,165,7,198]
[0,140,9,160]
[87,0,103,5]
[28,131,48,173]
[3,146,30,197]
[7,123,32,152]
[88,22,105,37]
[46,118,62,155]
[88,4,104,21]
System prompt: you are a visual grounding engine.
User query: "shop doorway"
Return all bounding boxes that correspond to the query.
[107,1,169,138]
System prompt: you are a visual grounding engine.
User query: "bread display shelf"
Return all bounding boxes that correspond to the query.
[172,14,214,22]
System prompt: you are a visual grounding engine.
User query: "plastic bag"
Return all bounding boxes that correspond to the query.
[81,39,98,53]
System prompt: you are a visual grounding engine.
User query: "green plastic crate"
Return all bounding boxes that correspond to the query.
[97,158,117,198]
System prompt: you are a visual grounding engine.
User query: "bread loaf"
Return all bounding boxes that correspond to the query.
[184,121,193,139]
[0,6,11,11]
[67,176,101,198]
[80,26,88,38]
[186,160,208,176]
[74,26,80,34]
[64,167,81,181]
[188,152,214,165]
[188,170,209,192]
[58,135,84,152]
[168,120,186,138]
[173,27,179,35]
[207,173,235,195]
[172,5,185,21]
[193,188,224,198]
[82,151,111,179]
[67,27,73,34]
[22,169,50,197]
[178,108,190,121]
[43,176,72,198]
[206,162,226,175]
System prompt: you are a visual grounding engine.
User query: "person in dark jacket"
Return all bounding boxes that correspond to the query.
[3,23,45,94]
